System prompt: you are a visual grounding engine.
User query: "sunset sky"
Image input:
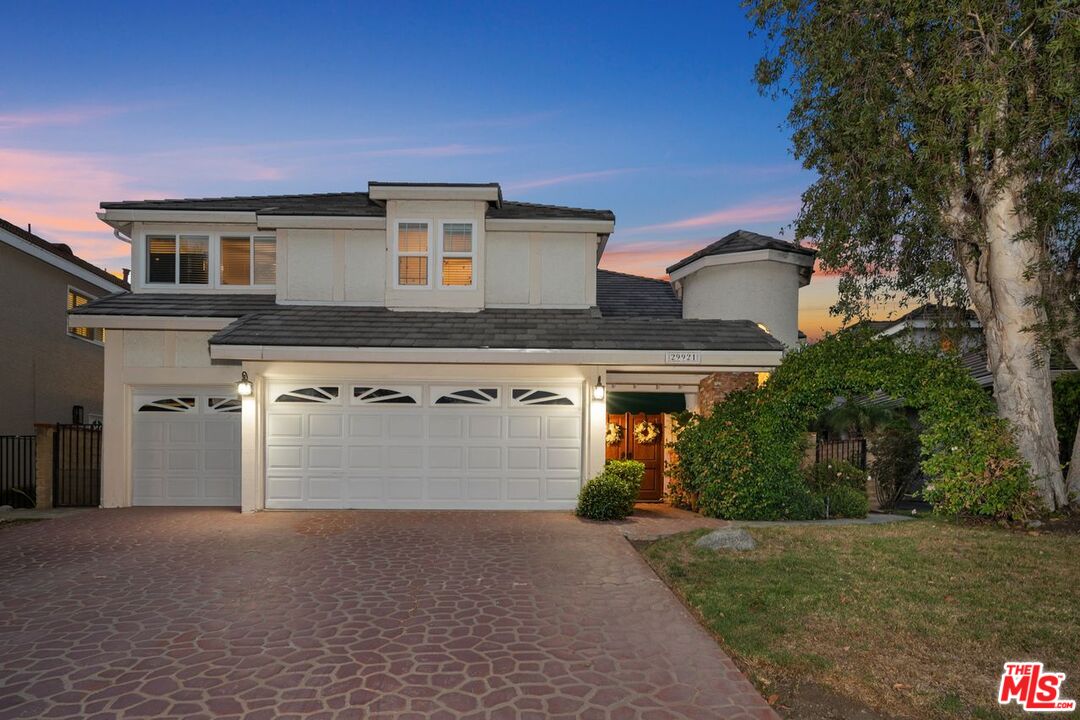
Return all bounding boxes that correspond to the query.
[1,1,861,339]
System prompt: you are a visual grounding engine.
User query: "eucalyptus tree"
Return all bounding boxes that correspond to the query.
[746,1,1080,508]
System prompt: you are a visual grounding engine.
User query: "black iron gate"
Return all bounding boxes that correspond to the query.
[815,437,868,469]
[53,424,101,507]
[0,435,36,508]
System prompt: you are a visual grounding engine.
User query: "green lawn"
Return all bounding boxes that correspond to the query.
[642,519,1079,719]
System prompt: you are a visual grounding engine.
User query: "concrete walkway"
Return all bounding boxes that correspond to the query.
[0,508,776,720]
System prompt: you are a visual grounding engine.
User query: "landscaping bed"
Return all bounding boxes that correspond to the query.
[641,518,1079,719]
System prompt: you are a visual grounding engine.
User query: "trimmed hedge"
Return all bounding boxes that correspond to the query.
[671,331,1037,520]
[576,460,644,521]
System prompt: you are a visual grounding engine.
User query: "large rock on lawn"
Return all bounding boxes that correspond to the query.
[694,527,756,551]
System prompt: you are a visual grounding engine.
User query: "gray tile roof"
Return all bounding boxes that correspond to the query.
[666,229,816,274]
[208,306,781,351]
[100,189,615,222]
[69,293,277,318]
[596,269,681,318]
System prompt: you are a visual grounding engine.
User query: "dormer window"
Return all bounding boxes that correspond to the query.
[440,222,474,287]
[395,222,431,287]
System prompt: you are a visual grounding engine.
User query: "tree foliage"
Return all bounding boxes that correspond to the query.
[671,332,1038,520]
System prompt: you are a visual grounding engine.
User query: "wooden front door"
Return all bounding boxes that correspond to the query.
[606,412,665,502]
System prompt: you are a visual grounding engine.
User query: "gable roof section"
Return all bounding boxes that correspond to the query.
[666,229,816,275]
[596,269,681,318]
[0,216,129,292]
[100,189,614,222]
[208,306,782,352]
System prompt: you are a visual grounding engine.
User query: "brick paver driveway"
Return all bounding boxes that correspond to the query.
[0,509,775,720]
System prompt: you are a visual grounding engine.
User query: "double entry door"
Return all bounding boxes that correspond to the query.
[605,412,664,502]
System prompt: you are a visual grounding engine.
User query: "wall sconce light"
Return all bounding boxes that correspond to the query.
[237,371,253,397]
[592,376,606,401]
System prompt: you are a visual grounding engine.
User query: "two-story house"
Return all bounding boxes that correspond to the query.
[72,182,815,511]
[0,217,130,435]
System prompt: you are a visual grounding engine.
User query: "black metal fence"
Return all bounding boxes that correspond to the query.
[0,436,36,508]
[816,437,868,469]
[53,424,101,507]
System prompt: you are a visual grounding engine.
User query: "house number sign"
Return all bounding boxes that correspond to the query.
[664,351,701,364]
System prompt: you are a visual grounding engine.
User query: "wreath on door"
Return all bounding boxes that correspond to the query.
[633,420,660,445]
[605,422,624,446]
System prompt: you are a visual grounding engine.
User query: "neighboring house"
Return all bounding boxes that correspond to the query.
[961,348,1076,390]
[0,218,130,435]
[851,303,982,353]
[73,182,815,511]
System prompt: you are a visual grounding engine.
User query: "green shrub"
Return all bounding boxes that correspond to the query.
[576,461,644,521]
[804,460,866,494]
[670,331,1036,521]
[604,459,645,514]
[816,485,869,518]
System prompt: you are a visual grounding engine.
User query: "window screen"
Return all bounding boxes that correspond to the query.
[221,236,251,285]
[178,235,209,284]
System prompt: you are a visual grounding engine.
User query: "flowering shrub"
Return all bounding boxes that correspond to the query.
[671,331,1037,520]
[804,460,866,494]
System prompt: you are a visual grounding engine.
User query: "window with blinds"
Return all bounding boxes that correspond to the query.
[396,222,430,286]
[146,234,209,284]
[221,235,276,286]
[440,223,473,287]
[67,288,104,343]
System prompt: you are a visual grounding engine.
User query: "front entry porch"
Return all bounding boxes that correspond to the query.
[605,391,687,502]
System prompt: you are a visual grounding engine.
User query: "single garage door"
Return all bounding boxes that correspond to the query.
[265,382,583,509]
[132,389,242,506]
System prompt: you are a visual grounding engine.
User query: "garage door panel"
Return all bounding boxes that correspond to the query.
[166,423,200,444]
[133,422,164,444]
[266,381,583,509]
[309,414,344,437]
[166,450,199,471]
[508,416,541,439]
[269,414,303,438]
[309,445,344,468]
[166,476,199,498]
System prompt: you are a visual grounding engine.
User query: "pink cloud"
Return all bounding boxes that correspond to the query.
[0,148,167,270]
[621,198,802,235]
[504,168,634,191]
[599,238,714,278]
[0,105,125,131]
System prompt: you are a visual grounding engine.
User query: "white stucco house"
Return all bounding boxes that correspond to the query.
[71,182,815,511]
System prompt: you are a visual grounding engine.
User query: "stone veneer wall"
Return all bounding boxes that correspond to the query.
[696,372,758,415]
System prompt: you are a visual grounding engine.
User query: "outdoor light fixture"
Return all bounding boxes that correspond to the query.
[592,376,606,401]
[236,371,253,397]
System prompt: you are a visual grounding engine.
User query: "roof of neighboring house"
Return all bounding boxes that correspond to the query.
[850,303,979,335]
[100,188,615,222]
[0,217,130,291]
[962,348,1077,387]
[596,269,682,318]
[69,293,277,318]
[666,229,816,275]
[207,306,782,351]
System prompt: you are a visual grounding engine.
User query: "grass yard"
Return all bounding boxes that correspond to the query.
[642,518,1079,719]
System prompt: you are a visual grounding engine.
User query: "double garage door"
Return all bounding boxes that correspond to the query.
[265,381,584,509]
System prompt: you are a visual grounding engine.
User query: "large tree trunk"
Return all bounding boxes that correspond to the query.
[954,179,1067,510]
[1065,341,1080,503]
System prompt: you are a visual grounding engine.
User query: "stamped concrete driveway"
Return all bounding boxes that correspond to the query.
[0,509,775,720]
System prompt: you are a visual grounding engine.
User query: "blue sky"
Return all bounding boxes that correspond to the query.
[0,1,846,335]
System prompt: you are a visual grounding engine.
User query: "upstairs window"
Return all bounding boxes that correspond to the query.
[440,222,474,287]
[222,235,276,286]
[146,234,209,284]
[396,222,430,287]
[67,288,104,343]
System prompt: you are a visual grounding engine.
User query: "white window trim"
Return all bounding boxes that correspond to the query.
[437,220,476,290]
[392,220,433,289]
[66,286,104,346]
[139,230,277,291]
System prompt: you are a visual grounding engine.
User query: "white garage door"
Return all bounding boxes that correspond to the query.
[265,382,583,509]
[132,390,242,506]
